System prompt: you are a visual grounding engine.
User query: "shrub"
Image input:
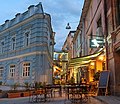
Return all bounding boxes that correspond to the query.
[93,71,100,81]
[24,82,30,91]
[11,83,19,91]
[0,81,2,85]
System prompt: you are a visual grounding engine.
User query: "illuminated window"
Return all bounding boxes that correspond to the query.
[10,65,15,77]
[0,67,3,77]
[22,63,30,77]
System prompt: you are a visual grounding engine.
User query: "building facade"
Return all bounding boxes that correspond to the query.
[70,0,106,83]
[0,3,55,85]
[106,0,120,95]
[65,0,120,95]
[62,31,75,82]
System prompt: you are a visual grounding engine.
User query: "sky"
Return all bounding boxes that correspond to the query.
[0,0,84,50]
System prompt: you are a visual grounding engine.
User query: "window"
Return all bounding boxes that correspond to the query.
[10,65,15,77]
[0,67,3,77]
[97,16,102,28]
[96,16,103,37]
[0,40,4,53]
[24,31,30,47]
[116,0,120,26]
[90,32,93,39]
[11,36,16,50]
[22,63,30,77]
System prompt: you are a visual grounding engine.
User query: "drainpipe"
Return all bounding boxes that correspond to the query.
[104,0,109,71]
[82,18,86,56]
[111,0,115,30]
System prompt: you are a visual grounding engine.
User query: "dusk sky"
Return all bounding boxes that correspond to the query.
[0,0,84,50]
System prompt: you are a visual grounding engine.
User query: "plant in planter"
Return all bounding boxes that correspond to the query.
[24,82,30,91]
[93,71,100,81]
[34,82,43,90]
[69,76,75,85]
[10,83,19,91]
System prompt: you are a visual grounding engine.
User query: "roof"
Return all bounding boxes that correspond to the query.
[0,2,44,32]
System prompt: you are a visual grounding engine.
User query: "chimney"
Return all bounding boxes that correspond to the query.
[15,13,21,22]
[5,20,9,28]
[35,2,44,13]
[28,5,35,16]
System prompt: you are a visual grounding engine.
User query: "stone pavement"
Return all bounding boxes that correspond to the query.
[0,97,66,104]
[0,95,120,104]
[94,96,120,104]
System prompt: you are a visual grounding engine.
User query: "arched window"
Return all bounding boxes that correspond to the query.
[0,40,4,54]
[11,36,16,50]
[24,30,30,47]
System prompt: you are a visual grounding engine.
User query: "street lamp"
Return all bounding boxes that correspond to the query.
[66,23,71,29]
[65,22,79,29]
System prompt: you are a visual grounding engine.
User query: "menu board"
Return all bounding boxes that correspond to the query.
[98,71,109,88]
[98,71,109,96]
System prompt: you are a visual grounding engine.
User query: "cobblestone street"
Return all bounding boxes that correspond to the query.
[0,94,107,104]
[2,95,120,104]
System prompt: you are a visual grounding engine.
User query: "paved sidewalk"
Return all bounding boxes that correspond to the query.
[1,95,120,104]
[94,96,120,104]
[0,96,66,104]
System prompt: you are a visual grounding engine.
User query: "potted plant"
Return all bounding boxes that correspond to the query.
[93,71,100,81]
[24,82,30,91]
[70,76,75,85]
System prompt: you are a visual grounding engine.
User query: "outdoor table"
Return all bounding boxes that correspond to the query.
[30,89,45,102]
[29,85,62,103]
[65,84,89,100]
[45,84,62,97]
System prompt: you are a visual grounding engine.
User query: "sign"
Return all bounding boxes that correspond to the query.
[90,38,105,48]
[97,71,109,96]
[98,71,109,88]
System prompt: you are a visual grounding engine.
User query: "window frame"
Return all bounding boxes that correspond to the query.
[9,65,15,78]
[22,62,30,77]
[116,0,120,26]
[11,35,16,50]
[24,30,31,47]
[0,67,3,78]
[0,40,4,54]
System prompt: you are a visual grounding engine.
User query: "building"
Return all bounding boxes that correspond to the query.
[68,0,106,84]
[106,0,120,95]
[79,0,106,82]
[53,50,68,84]
[0,3,55,85]
[62,31,75,83]
[65,0,120,95]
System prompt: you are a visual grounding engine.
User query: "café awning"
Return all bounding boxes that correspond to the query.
[69,49,104,68]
